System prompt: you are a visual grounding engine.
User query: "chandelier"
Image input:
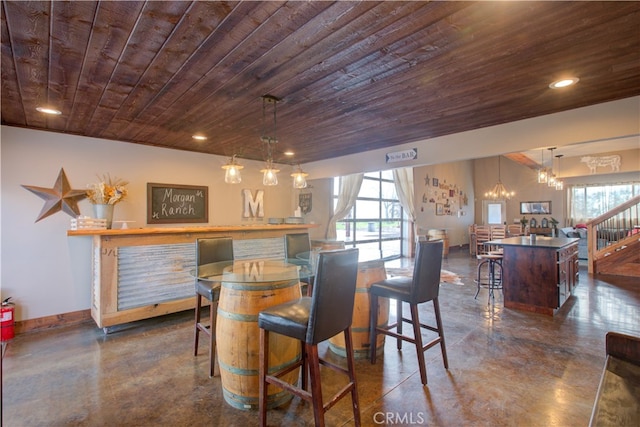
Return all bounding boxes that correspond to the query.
[484,156,515,200]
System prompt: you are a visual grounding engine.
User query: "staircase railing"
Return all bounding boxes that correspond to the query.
[586,195,640,274]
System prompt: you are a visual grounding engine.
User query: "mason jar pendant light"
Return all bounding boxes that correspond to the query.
[537,148,548,184]
[291,165,308,189]
[547,147,557,188]
[221,154,243,184]
[260,95,280,186]
[555,154,564,190]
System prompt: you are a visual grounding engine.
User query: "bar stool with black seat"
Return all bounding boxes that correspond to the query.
[194,237,234,377]
[369,240,448,386]
[285,232,314,296]
[258,248,361,427]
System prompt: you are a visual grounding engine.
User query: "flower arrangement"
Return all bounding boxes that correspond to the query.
[86,174,128,205]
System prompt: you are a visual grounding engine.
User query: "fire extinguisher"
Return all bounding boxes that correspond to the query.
[1,297,15,342]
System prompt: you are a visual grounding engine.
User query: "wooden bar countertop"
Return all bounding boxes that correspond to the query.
[67,223,317,237]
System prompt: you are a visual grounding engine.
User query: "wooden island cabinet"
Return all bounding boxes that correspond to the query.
[489,236,580,316]
[68,224,317,331]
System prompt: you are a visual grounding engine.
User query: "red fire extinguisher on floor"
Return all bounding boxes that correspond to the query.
[1,297,16,342]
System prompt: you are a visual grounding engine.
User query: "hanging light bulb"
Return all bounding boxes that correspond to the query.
[260,95,280,186]
[555,154,564,190]
[537,149,548,184]
[261,159,280,186]
[221,155,243,184]
[291,165,308,189]
[547,147,557,187]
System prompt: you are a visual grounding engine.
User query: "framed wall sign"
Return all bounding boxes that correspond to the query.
[520,201,551,215]
[147,183,208,224]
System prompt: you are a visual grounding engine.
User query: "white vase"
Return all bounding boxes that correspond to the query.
[93,204,115,229]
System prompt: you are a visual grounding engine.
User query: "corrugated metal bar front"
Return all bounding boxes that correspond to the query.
[117,244,195,311]
[233,237,284,260]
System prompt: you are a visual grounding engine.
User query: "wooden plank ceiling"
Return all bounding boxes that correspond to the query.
[2,1,639,166]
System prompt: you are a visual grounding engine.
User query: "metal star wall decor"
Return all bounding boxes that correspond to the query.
[22,168,87,222]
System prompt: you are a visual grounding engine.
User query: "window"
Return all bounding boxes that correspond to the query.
[333,171,405,259]
[569,182,640,223]
[482,200,505,225]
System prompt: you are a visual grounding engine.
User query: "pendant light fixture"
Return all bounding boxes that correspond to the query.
[484,156,515,200]
[537,148,548,184]
[260,95,280,186]
[555,154,564,190]
[221,154,243,184]
[547,147,557,188]
[291,165,308,189]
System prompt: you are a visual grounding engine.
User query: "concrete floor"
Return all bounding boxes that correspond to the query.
[2,249,639,426]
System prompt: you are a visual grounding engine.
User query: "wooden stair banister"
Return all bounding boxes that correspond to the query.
[586,195,640,275]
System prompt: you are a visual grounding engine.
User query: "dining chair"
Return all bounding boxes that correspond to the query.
[507,224,523,237]
[468,224,477,256]
[475,225,492,255]
[489,225,506,253]
[369,240,448,386]
[285,232,314,295]
[258,248,361,427]
[194,237,234,377]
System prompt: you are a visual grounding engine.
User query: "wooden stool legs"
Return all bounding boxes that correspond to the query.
[194,294,217,377]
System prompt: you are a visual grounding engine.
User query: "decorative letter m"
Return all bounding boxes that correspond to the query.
[243,189,264,218]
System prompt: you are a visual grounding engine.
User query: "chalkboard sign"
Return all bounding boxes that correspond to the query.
[147,183,208,224]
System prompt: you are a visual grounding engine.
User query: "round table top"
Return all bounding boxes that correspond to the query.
[194,259,311,283]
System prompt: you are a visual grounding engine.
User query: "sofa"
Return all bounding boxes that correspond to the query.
[559,226,588,259]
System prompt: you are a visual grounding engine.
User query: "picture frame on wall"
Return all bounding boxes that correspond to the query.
[520,201,551,215]
[436,203,444,216]
[432,178,439,187]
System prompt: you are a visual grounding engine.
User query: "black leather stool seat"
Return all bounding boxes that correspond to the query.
[365,276,412,299]
[257,297,310,341]
[195,281,221,302]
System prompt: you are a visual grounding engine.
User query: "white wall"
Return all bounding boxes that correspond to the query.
[413,160,476,247]
[0,127,300,321]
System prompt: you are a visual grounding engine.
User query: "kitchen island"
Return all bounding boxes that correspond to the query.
[487,236,580,315]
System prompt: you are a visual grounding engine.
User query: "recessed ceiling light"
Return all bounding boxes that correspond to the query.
[283,150,295,156]
[549,77,579,89]
[192,134,207,141]
[36,107,62,115]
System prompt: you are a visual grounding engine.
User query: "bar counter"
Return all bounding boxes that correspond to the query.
[487,236,580,315]
[68,224,317,331]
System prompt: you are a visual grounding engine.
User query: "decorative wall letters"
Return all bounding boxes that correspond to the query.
[243,189,264,218]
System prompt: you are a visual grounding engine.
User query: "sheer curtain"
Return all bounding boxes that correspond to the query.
[325,173,364,240]
[392,167,417,241]
[568,182,640,225]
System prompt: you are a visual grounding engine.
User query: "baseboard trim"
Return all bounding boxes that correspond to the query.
[15,309,93,334]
